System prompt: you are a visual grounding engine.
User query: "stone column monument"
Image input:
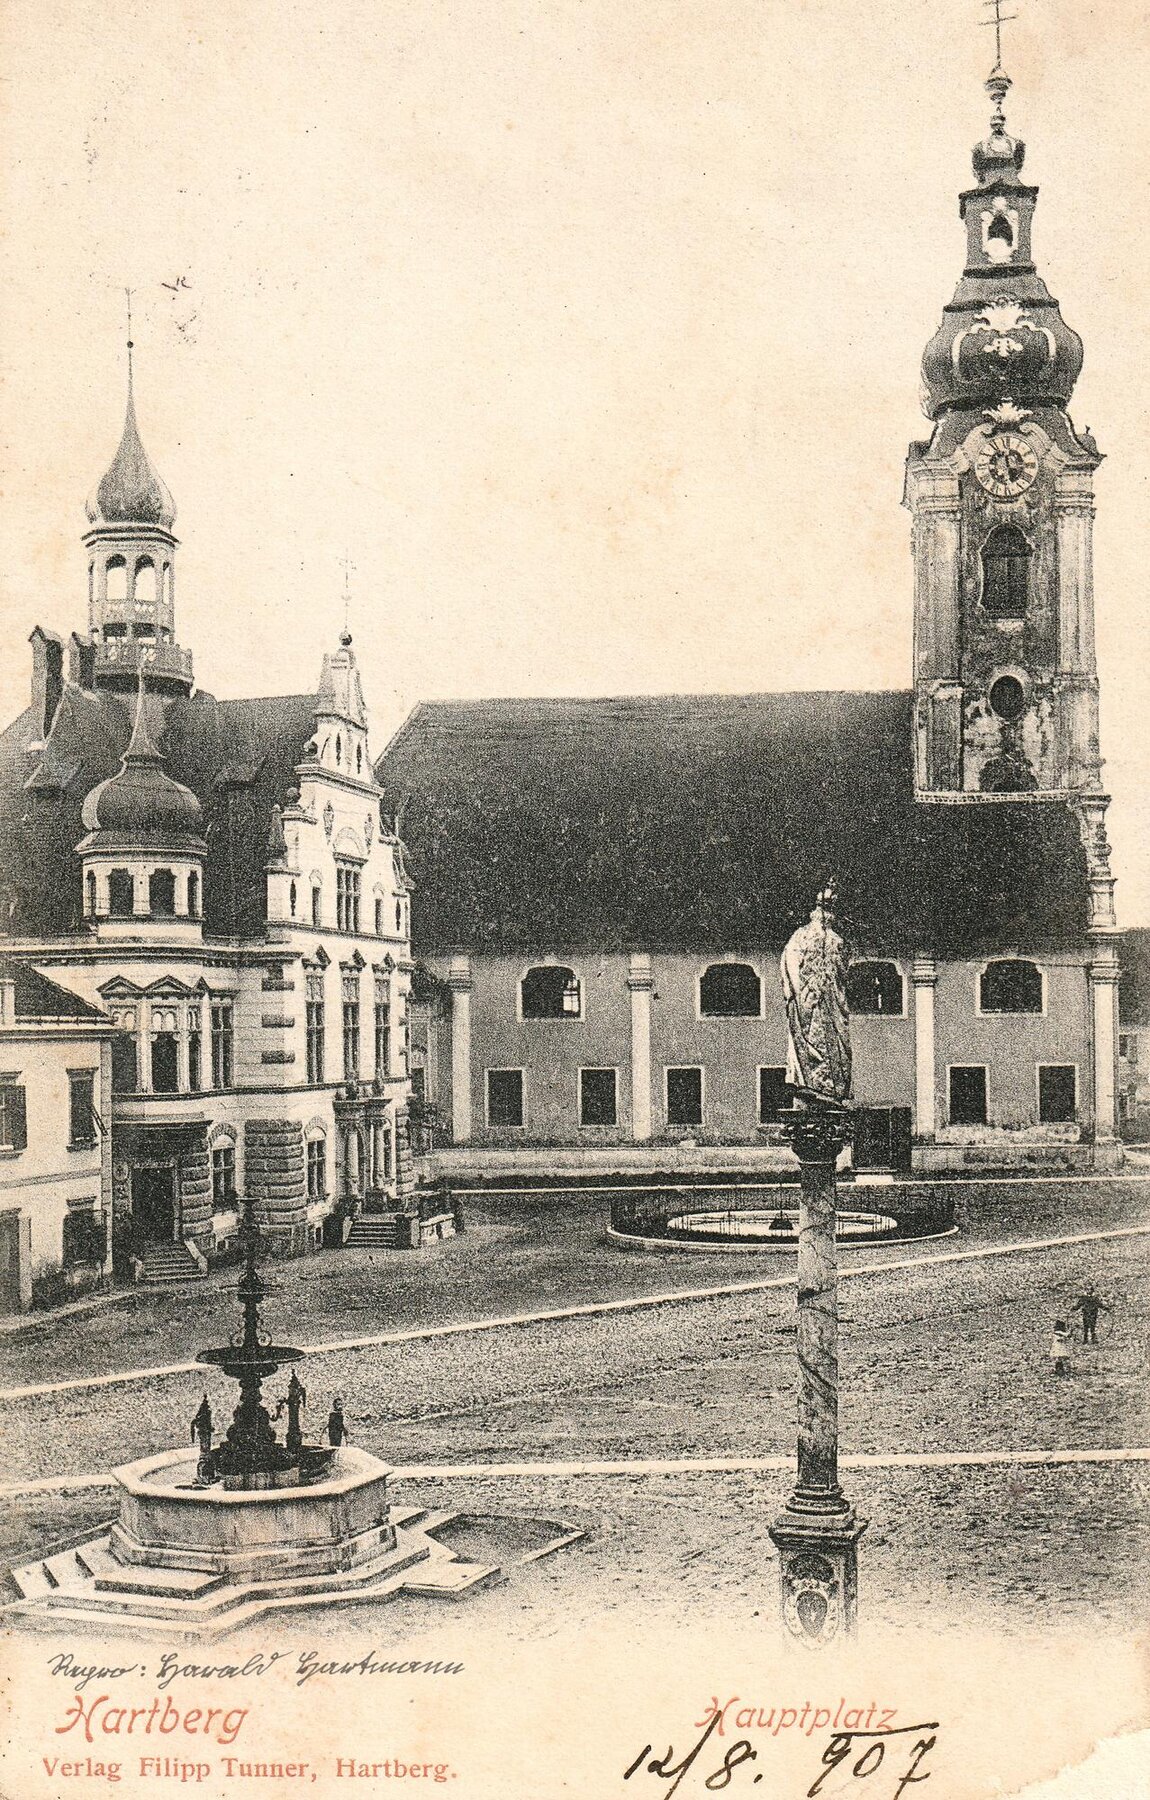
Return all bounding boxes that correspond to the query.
[768,884,866,1644]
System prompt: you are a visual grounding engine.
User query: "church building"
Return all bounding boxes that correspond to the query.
[379,65,1121,1173]
[0,367,416,1303]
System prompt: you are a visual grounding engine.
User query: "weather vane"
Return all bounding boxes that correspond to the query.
[125,285,135,383]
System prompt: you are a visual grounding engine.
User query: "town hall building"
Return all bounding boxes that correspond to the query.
[0,368,416,1303]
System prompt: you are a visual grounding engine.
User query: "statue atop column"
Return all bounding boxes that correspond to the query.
[780,883,852,1108]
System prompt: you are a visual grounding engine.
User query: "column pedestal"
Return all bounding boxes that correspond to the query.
[768,1106,865,1644]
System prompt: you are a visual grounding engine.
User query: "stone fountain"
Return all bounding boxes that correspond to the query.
[7,1193,582,1638]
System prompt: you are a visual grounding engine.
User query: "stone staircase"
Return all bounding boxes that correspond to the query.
[138,1242,206,1285]
[346,1212,410,1250]
[5,1507,509,1640]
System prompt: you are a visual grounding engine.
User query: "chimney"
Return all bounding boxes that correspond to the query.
[68,632,96,690]
[29,627,65,739]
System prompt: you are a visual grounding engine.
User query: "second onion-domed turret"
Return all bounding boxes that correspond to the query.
[81,680,203,848]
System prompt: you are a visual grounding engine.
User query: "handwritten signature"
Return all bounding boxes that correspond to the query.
[624,1713,939,1796]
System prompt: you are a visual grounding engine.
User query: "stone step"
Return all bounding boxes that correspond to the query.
[139,1245,206,1284]
[43,1549,87,1589]
[94,1566,225,1600]
[9,1561,55,1600]
[75,1540,119,1579]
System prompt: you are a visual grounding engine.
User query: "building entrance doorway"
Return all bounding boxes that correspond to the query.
[132,1164,177,1244]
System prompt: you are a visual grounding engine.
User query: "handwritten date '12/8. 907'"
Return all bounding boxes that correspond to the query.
[623,1712,939,1797]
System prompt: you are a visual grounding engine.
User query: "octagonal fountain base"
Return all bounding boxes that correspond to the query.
[6,1446,583,1641]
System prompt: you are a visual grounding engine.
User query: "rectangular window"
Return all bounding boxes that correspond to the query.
[68,1071,96,1148]
[1039,1064,1077,1124]
[580,1067,617,1127]
[210,998,234,1088]
[188,1024,202,1092]
[666,1066,703,1127]
[487,1068,525,1127]
[62,1201,104,1267]
[0,1079,27,1152]
[342,972,360,1079]
[949,1065,988,1126]
[758,1066,789,1125]
[211,1144,236,1211]
[374,976,391,1079]
[306,1137,326,1201]
[336,864,361,933]
[305,970,326,1084]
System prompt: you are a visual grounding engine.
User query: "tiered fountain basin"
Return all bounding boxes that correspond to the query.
[112,1446,396,1584]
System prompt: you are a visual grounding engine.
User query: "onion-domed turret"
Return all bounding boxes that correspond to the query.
[919,68,1084,422]
[81,680,203,848]
[86,370,176,530]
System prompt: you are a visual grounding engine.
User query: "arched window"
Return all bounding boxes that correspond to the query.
[335,734,342,767]
[981,525,1031,618]
[395,900,403,934]
[312,884,322,928]
[375,896,383,935]
[290,880,297,918]
[134,556,157,606]
[108,868,135,917]
[980,959,1043,1014]
[187,870,200,918]
[149,868,176,916]
[845,960,904,1016]
[85,871,97,917]
[356,743,363,774]
[521,965,582,1019]
[105,555,127,602]
[699,962,761,1018]
[162,562,172,605]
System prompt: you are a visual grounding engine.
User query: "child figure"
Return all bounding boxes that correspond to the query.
[1050,1319,1072,1377]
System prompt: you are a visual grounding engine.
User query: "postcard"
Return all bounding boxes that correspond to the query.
[0,0,1147,1796]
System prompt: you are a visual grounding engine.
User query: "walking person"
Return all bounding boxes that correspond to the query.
[1070,1284,1110,1345]
[1050,1319,1072,1377]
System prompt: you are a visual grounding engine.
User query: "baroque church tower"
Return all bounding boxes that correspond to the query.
[906,62,1116,932]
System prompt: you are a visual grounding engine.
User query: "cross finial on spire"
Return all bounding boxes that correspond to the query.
[980,0,1018,75]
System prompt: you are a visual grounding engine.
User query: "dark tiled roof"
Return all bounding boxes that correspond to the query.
[0,686,316,939]
[377,692,1092,957]
[0,955,109,1023]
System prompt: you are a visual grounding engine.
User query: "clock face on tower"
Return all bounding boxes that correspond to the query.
[974,432,1039,498]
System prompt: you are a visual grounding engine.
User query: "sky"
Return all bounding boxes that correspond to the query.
[1,0,1149,918]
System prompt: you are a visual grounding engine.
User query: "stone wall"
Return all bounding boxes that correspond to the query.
[244,1118,308,1256]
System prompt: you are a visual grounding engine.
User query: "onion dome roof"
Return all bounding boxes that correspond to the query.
[919,71,1083,422]
[85,367,176,530]
[81,681,203,845]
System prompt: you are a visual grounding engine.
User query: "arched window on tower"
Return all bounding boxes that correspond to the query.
[187,870,200,918]
[134,557,157,606]
[85,871,97,917]
[149,869,176,916]
[108,869,135,917]
[105,556,128,602]
[981,525,1032,618]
